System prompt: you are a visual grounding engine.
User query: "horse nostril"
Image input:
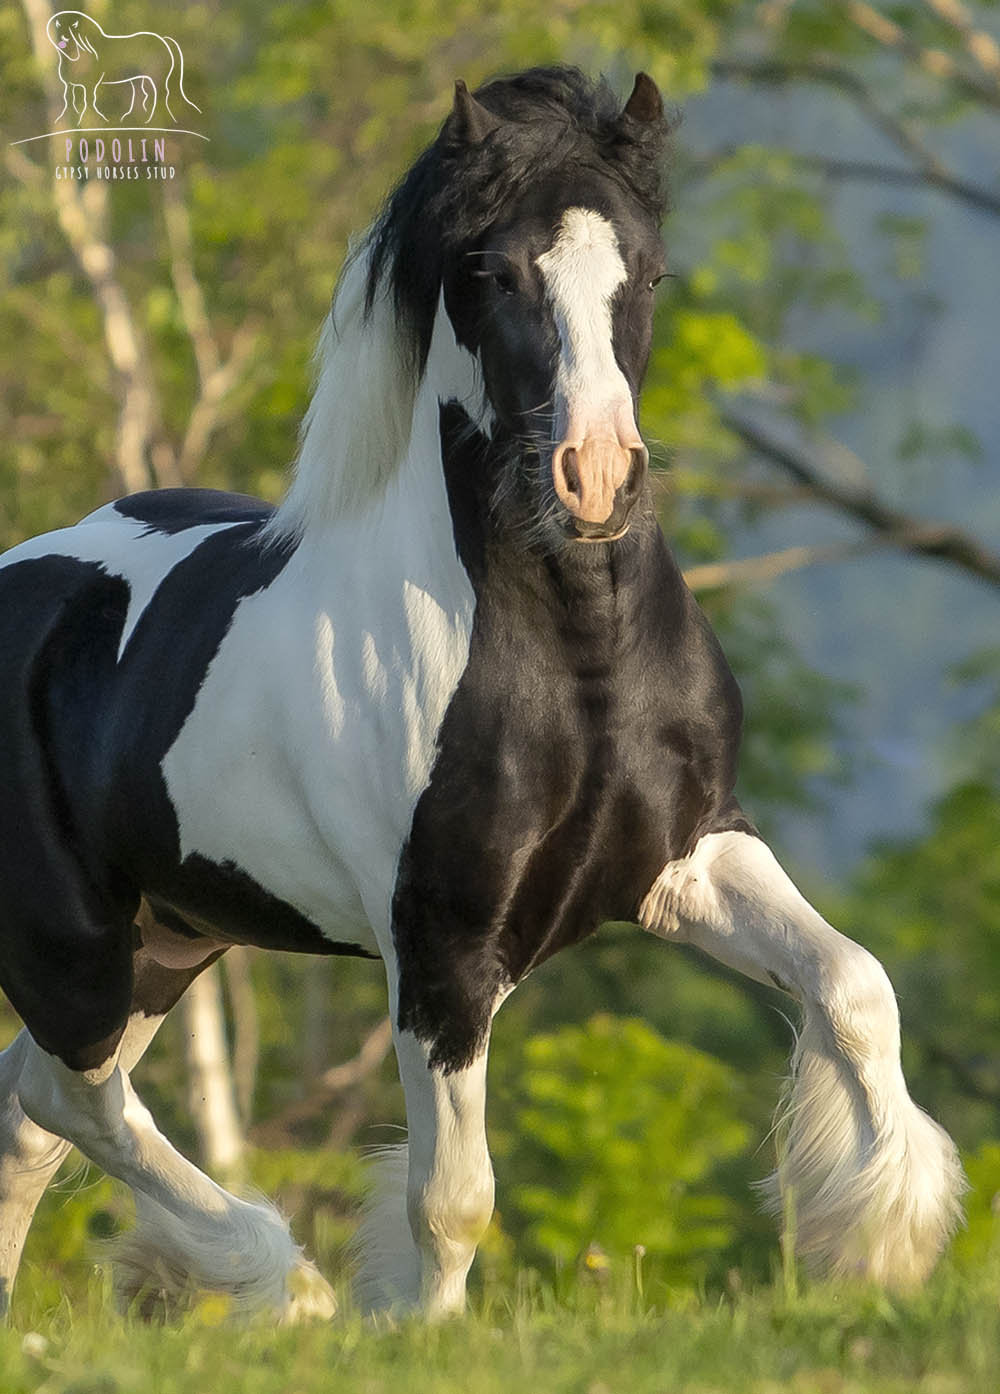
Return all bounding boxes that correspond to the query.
[625,446,647,497]
[561,446,582,501]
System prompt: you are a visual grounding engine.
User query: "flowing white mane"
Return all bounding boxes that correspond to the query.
[266,244,421,538]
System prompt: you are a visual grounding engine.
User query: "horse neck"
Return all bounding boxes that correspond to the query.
[503,513,681,652]
[268,261,484,553]
[263,271,485,616]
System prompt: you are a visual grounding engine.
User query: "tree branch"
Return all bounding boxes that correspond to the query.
[182,966,246,1183]
[684,144,1000,217]
[669,468,816,509]
[841,0,1000,108]
[922,0,1000,82]
[176,321,260,480]
[162,180,221,388]
[222,947,260,1126]
[710,56,1000,218]
[719,407,1000,589]
[249,1017,394,1148]
[922,1038,1000,1105]
[684,538,888,591]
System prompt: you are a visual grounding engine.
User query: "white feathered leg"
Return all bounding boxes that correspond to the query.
[640,829,965,1285]
[0,1009,177,1319]
[0,1032,72,1318]
[15,1035,335,1320]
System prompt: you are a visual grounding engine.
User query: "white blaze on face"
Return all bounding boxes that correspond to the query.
[536,208,627,415]
[536,208,645,526]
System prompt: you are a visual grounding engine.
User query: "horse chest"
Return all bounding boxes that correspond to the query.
[402,641,734,906]
[390,546,746,1069]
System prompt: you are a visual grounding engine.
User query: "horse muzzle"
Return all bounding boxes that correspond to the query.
[552,436,648,542]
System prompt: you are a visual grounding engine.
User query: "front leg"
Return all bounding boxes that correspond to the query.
[640,828,965,1285]
[355,952,499,1318]
[397,1031,494,1317]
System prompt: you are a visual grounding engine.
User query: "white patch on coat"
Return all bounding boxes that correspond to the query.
[0,285,482,961]
[355,1027,496,1317]
[161,295,481,957]
[0,1032,72,1314]
[535,207,632,438]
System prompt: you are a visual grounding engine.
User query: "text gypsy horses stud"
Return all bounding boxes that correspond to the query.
[0,67,964,1320]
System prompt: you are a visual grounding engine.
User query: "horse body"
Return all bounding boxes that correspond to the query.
[0,68,963,1321]
[0,302,482,1055]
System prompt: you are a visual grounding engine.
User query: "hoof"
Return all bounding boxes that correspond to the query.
[283,1256,338,1322]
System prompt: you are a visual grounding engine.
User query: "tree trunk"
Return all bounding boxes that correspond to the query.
[183,965,245,1183]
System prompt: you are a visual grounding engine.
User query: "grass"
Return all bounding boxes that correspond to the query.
[2,1263,1000,1393]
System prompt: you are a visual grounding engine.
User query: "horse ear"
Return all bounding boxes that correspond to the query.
[450,79,501,144]
[621,72,663,124]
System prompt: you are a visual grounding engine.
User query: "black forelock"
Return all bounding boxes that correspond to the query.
[362,65,674,374]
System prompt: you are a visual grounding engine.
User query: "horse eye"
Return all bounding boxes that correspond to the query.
[470,267,517,296]
[647,273,668,292]
[492,270,517,296]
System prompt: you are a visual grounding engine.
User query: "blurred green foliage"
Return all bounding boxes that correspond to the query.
[492,1015,751,1274]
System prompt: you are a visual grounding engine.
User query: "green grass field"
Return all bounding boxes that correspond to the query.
[3,1263,999,1393]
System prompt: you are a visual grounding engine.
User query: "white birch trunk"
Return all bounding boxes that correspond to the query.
[183,966,245,1181]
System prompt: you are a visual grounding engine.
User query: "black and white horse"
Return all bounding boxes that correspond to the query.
[0,68,963,1321]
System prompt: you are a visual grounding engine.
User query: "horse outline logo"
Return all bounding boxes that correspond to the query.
[45,9,201,128]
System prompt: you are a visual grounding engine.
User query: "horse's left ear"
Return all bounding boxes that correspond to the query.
[450,79,502,145]
[621,72,663,124]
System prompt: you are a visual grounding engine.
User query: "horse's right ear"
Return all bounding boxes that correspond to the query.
[621,72,664,124]
[449,79,501,144]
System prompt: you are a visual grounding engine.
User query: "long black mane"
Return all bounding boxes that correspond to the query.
[363,66,673,372]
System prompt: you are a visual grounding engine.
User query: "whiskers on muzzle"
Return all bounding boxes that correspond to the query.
[489,437,653,557]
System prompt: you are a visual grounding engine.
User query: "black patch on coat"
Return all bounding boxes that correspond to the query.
[0,505,370,1068]
[391,404,755,1074]
[113,488,272,535]
[0,557,137,1065]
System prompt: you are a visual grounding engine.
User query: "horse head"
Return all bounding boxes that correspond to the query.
[365,67,672,549]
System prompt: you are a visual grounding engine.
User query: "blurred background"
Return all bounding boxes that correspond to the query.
[1,0,998,1309]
